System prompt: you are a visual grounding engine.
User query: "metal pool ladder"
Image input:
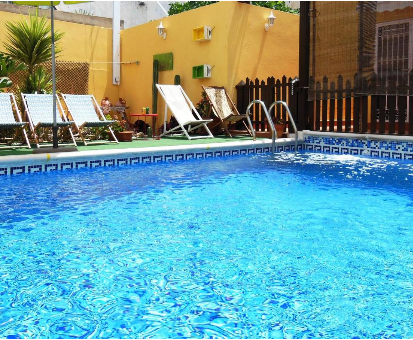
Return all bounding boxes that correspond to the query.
[246,100,298,153]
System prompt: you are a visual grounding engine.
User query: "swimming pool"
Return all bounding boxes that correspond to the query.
[1,152,413,338]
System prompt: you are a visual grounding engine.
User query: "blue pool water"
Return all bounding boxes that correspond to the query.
[1,152,413,339]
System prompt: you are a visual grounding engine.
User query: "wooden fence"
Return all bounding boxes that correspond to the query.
[307,72,413,135]
[235,76,299,134]
[236,73,413,136]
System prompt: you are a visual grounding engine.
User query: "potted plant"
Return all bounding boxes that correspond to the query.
[273,117,285,138]
[108,117,133,142]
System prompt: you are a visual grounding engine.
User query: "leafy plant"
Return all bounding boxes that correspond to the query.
[23,66,52,94]
[0,52,26,92]
[2,11,63,94]
[168,1,299,15]
[112,119,127,133]
[0,77,12,92]
[196,91,210,118]
[273,117,285,125]
[0,52,26,77]
[3,11,64,74]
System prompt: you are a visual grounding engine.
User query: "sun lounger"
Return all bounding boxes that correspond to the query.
[22,93,77,148]
[0,93,30,148]
[202,85,253,137]
[156,84,214,140]
[61,94,118,145]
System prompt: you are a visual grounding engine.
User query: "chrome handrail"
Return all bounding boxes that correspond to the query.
[247,100,277,153]
[268,101,298,152]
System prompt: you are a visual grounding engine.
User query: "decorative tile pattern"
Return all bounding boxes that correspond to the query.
[61,162,73,170]
[116,158,128,166]
[90,160,102,168]
[10,166,25,175]
[28,165,43,174]
[130,157,140,165]
[104,159,115,167]
[164,155,174,162]
[75,161,88,169]
[153,155,163,163]
[141,156,152,164]
[45,164,58,172]
[0,140,307,176]
[304,135,413,161]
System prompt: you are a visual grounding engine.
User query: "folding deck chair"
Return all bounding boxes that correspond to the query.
[61,94,118,145]
[0,93,30,148]
[156,84,214,140]
[202,85,253,138]
[22,93,77,148]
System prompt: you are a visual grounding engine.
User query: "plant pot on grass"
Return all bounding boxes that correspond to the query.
[108,117,133,142]
[111,131,133,142]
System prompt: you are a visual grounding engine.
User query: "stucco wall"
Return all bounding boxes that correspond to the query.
[120,1,299,126]
[0,8,118,101]
[227,3,299,99]
[0,2,299,129]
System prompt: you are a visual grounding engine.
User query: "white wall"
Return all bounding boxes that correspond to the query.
[56,1,178,29]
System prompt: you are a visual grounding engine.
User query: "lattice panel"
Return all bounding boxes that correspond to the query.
[8,61,89,95]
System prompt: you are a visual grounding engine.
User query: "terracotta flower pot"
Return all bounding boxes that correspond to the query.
[110,131,133,142]
[275,124,285,138]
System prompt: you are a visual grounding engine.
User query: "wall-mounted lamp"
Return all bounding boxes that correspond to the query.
[156,21,167,39]
[265,11,276,31]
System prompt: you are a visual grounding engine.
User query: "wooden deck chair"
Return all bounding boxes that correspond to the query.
[0,93,30,149]
[22,93,77,148]
[156,84,214,140]
[202,85,253,138]
[61,94,118,145]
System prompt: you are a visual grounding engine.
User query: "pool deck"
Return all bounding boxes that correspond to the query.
[0,135,265,158]
[0,134,302,176]
[2,131,413,176]
[0,134,303,161]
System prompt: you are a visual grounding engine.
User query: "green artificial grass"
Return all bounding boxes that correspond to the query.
[0,135,258,158]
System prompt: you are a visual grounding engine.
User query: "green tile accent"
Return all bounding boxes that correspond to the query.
[153,52,173,71]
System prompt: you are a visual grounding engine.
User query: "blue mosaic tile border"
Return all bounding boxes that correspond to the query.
[0,143,302,176]
[304,135,413,160]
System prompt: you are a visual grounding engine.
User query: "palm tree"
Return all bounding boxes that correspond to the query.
[3,11,63,93]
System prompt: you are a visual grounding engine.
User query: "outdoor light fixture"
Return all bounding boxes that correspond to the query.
[156,21,167,39]
[265,11,276,31]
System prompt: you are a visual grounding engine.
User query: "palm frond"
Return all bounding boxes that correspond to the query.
[4,12,64,71]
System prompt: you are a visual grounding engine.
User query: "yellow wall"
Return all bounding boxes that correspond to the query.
[227,3,299,99]
[119,2,299,127]
[0,2,299,128]
[0,9,118,101]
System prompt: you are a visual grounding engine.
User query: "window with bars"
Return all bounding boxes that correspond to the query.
[376,21,411,89]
